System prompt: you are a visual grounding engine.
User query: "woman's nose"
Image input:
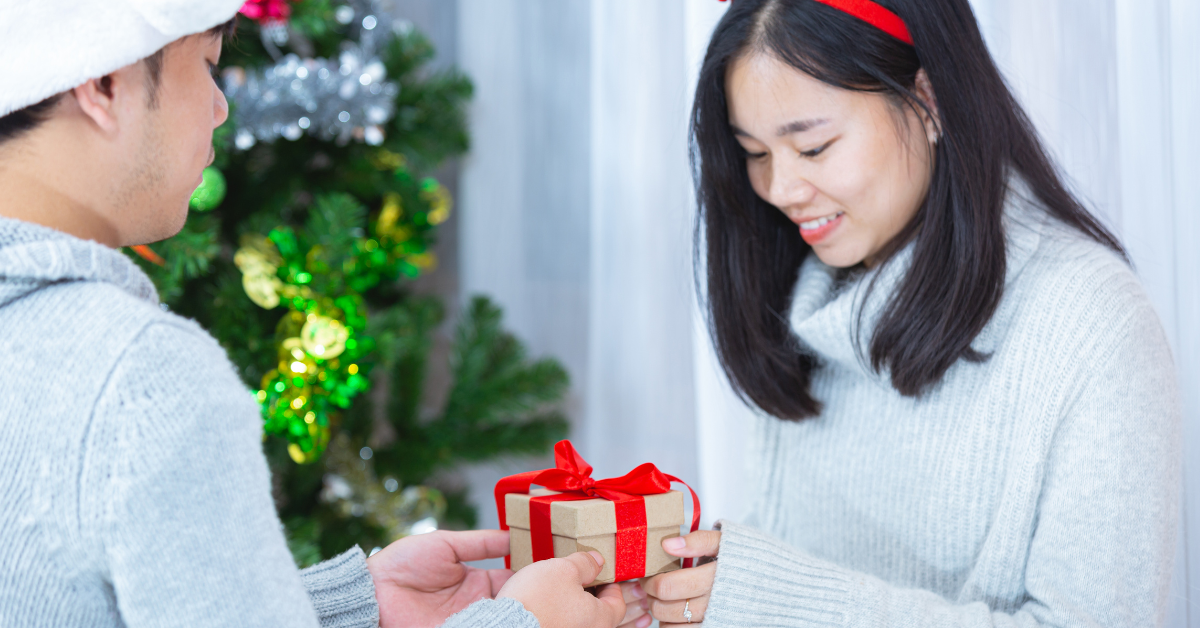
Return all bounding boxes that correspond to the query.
[767,159,816,210]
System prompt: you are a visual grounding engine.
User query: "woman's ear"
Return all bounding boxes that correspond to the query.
[913,68,941,144]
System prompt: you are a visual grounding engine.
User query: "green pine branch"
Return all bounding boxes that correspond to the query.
[137,13,562,558]
[372,296,569,523]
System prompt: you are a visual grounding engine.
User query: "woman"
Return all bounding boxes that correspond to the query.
[637,0,1181,626]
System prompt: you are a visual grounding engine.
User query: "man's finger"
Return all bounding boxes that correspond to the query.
[562,551,605,586]
[593,583,628,627]
[486,568,514,596]
[439,529,512,562]
[660,530,721,558]
[641,562,717,601]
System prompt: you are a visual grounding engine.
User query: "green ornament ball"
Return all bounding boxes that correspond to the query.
[190,167,227,211]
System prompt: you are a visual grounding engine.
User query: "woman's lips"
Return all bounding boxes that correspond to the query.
[799,211,844,245]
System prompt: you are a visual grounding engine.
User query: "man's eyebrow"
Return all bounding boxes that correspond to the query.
[730,119,830,139]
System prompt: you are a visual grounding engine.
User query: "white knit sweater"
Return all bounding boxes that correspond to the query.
[704,183,1182,627]
[0,217,536,628]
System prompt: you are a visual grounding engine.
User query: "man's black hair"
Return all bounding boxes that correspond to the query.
[0,17,236,144]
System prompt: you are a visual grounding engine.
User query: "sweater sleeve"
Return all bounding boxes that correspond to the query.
[441,598,540,628]
[704,297,1182,627]
[300,547,381,628]
[89,321,378,628]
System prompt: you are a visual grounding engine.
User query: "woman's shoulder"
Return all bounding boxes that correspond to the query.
[1005,213,1164,362]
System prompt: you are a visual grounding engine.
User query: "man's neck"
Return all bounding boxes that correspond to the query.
[0,155,120,248]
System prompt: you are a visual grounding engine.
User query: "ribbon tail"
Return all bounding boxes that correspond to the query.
[665,474,702,569]
[494,470,549,570]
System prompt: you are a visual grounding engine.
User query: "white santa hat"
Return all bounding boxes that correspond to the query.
[0,0,246,117]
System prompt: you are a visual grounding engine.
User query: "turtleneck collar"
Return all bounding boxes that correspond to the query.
[787,176,1048,384]
[0,216,158,310]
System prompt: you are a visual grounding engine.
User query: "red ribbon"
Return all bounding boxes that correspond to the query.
[495,440,702,581]
[718,0,914,46]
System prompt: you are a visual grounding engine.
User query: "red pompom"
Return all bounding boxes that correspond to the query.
[239,0,292,22]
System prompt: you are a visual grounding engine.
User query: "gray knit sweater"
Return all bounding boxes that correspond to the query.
[704,183,1182,626]
[0,217,536,628]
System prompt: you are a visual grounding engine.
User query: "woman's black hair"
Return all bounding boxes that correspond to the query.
[693,0,1124,419]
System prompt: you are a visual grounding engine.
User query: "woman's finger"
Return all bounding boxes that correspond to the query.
[616,582,649,625]
[617,602,649,627]
[648,593,709,624]
[618,615,654,628]
[641,562,717,601]
[619,614,657,628]
[661,530,721,559]
[619,581,648,604]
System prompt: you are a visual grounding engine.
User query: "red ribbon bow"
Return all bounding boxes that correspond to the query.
[495,440,702,581]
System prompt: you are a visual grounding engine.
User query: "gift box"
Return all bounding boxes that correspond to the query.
[495,440,701,586]
[505,488,686,585]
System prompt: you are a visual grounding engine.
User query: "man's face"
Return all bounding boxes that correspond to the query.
[118,34,227,244]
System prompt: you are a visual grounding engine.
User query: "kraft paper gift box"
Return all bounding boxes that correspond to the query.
[505,488,686,586]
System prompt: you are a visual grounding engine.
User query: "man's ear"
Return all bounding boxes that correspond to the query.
[913,68,941,144]
[72,64,144,134]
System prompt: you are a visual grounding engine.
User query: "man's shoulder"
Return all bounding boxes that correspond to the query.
[2,279,242,412]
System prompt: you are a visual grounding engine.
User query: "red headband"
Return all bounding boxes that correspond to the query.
[721,0,914,47]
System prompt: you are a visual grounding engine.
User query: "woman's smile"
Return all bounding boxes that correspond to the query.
[796,210,845,244]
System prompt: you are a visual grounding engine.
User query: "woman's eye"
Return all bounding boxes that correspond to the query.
[801,141,833,158]
[208,62,220,79]
[744,150,768,160]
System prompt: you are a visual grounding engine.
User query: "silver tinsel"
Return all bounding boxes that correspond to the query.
[223,0,410,149]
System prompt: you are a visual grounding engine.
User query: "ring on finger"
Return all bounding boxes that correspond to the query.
[683,599,692,624]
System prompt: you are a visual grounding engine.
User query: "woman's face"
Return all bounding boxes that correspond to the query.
[725,53,939,268]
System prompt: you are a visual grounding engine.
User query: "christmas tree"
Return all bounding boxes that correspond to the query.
[129,0,569,565]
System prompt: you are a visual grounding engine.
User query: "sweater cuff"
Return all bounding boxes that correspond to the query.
[705,520,855,627]
[299,546,380,628]
[442,597,539,628]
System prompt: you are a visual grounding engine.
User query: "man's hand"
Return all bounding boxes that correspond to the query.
[367,529,515,628]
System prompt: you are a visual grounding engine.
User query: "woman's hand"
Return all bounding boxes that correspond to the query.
[497,551,630,628]
[641,531,721,626]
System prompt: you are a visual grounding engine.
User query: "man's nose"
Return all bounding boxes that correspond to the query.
[213,87,229,129]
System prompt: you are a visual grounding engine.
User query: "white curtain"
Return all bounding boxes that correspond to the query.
[967,0,1199,623]
[457,1,1199,616]
[457,0,742,537]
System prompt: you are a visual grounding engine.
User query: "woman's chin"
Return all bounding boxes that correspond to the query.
[809,244,866,269]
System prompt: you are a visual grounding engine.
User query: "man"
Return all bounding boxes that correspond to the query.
[0,2,650,627]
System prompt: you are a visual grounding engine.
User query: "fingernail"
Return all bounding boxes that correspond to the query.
[636,614,652,628]
[631,583,646,599]
[663,537,686,553]
[639,598,649,611]
[588,551,605,566]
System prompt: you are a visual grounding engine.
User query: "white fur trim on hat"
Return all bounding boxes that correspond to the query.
[0,0,245,117]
